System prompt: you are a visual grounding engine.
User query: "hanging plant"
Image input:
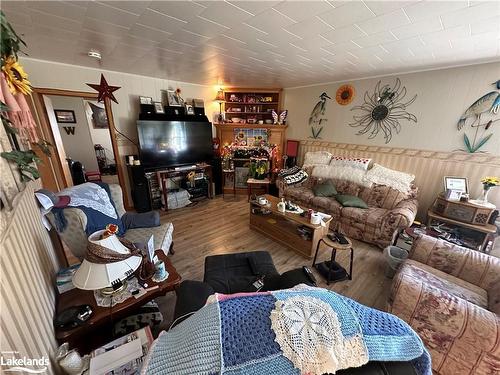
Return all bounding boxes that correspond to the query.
[0,10,51,182]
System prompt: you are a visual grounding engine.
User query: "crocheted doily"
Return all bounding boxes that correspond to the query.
[270,296,368,375]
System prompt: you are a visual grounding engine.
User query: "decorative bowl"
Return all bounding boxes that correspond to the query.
[232,117,242,123]
[265,119,273,124]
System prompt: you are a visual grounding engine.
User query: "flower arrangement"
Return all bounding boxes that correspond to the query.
[481,177,499,190]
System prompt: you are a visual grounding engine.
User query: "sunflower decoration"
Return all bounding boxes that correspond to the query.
[349,78,417,144]
[336,84,355,105]
[2,55,31,95]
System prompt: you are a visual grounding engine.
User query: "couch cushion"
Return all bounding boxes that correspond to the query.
[400,259,488,308]
[310,196,342,218]
[359,184,410,210]
[340,207,387,230]
[335,194,368,208]
[124,222,174,256]
[284,186,315,205]
[332,178,362,196]
[312,179,337,197]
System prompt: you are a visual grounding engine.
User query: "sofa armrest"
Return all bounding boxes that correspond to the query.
[381,198,418,231]
[388,271,500,373]
[409,234,500,291]
[47,208,88,260]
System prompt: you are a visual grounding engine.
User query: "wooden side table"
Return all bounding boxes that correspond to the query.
[247,178,270,201]
[222,169,236,197]
[312,235,354,284]
[55,251,181,353]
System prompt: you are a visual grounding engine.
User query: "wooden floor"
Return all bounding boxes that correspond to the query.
[156,195,393,329]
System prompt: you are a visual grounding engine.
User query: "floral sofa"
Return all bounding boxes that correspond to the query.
[278,151,418,248]
[388,234,500,375]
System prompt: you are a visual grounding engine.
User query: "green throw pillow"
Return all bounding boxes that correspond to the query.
[335,194,368,208]
[313,180,337,197]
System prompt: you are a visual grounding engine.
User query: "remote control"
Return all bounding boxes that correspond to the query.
[302,266,317,286]
[335,232,349,245]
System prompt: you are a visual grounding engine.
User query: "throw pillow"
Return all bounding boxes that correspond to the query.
[313,180,337,197]
[335,194,368,208]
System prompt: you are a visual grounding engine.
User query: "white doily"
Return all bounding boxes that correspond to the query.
[270,296,368,375]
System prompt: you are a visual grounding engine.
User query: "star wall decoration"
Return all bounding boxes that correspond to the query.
[86,74,120,104]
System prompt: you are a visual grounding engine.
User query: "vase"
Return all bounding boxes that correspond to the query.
[476,188,490,204]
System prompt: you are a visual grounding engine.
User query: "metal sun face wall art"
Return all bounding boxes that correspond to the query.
[350,78,417,144]
[457,80,499,153]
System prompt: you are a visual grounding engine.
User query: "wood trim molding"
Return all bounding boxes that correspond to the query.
[298,140,500,166]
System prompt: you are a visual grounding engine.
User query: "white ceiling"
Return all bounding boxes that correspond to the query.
[3,0,500,88]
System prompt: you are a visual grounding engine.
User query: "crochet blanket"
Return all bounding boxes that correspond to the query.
[143,286,431,375]
[52,182,125,236]
[278,166,308,185]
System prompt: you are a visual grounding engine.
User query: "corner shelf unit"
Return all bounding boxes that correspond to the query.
[222,88,282,124]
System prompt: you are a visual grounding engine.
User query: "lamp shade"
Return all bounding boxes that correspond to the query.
[214,89,225,102]
[72,230,142,291]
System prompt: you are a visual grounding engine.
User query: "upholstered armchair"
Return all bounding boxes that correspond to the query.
[48,184,174,260]
[388,234,500,375]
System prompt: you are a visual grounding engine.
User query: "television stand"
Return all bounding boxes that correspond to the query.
[156,163,213,212]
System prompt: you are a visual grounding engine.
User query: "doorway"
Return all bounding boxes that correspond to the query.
[30,88,128,206]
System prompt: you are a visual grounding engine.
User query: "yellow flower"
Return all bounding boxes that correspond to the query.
[2,56,32,95]
[481,176,500,187]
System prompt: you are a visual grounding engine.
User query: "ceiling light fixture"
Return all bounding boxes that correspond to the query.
[87,50,102,60]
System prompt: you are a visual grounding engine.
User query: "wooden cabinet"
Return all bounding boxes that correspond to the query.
[221,88,282,124]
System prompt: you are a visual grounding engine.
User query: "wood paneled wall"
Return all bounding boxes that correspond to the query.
[0,179,60,374]
[297,140,500,220]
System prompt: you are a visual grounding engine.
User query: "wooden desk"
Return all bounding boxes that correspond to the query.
[55,251,181,353]
[427,210,496,252]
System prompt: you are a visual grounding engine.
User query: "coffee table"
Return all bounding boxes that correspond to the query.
[249,194,332,258]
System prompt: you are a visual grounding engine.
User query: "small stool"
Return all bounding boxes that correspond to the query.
[222,169,236,197]
[247,178,270,201]
[312,234,354,284]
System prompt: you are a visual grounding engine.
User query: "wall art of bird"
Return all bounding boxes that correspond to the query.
[309,92,331,138]
[493,80,500,90]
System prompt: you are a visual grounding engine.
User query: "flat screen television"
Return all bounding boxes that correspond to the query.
[137,120,213,168]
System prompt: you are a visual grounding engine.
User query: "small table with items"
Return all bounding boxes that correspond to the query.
[247,178,271,201]
[312,233,354,284]
[55,251,181,354]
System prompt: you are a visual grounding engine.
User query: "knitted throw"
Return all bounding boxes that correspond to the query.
[143,286,432,375]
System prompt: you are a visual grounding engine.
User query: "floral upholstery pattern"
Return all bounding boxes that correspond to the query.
[279,174,418,248]
[389,234,500,375]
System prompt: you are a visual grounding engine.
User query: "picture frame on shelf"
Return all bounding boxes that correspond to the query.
[54,110,76,123]
[139,96,153,105]
[445,189,462,201]
[166,90,183,107]
[444,176,468,194]
[185,104,194,115]
[153,102,164,114]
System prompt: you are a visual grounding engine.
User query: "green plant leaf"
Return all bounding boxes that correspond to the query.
[463,133,473,153]
[472,133,493,152]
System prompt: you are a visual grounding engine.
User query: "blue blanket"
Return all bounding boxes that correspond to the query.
[52,182,125,236]
[143,286,431,375]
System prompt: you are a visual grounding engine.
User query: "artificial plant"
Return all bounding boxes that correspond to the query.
[1,10,51,181]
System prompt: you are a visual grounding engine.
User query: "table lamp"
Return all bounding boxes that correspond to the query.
[214,89,225,123]
[73,230,142,296]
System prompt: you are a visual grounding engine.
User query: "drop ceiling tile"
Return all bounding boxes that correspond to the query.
[284,18,334,38]
[2,9,33,27]
[183,15,230,37]
[244,7,297,33]
[30,9,84,33]
[317,2,375,29]
[169,30,211,46]
[470,17,500,35]
[403,1,468,22]
[198,2,253,28]
[381,36,425,54]
[272,1,334,23]
[85,2,139,28]
[26,1,86,22]
[97,1,151,16]
[148,1,206,23]
[137,9,187,34]
[1,1,30,14]
[83,18,129,38]
[121,35,161,50]
[77,38,117,55]
[420,25,470,47]
[441,1,500,29]
[352,31,397,48]
[390,17,443,40]
[321,24,366,44]
[363,1,415,16]
[356,9,410,35]
[128,23,173,43]
[79,29,121,47]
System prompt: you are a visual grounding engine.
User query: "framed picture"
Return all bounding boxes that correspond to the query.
[166,90,183,107]
[54,110,76,123]
[445,189,462,201]
[444,176,468,194]
[153,102,164,114]
[139,96,153,105]
[185,104,194,115]
[86,101,108,129]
